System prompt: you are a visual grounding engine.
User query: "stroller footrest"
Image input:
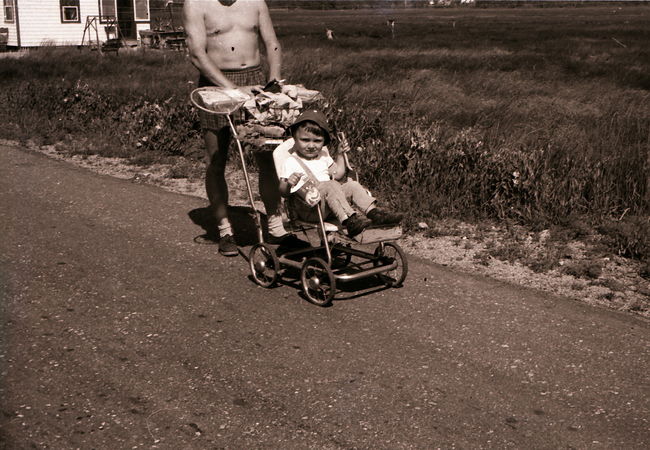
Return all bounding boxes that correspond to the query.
[292,219,339,232]
[353,225,403,244]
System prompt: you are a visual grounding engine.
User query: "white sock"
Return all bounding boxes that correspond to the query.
[218,218,233,238]
[267,214,287,238]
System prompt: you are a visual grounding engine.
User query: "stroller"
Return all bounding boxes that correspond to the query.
[191,85,408,306]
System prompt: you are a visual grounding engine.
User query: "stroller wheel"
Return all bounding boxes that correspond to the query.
[249,243,280,288]
[300,257,336,306]
[373,242,408,288]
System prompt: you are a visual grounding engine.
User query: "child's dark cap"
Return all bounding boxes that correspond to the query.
[289,109,331,144]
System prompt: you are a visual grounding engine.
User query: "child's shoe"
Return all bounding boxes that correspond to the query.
[367,208,403,226]
[344,213,371,237]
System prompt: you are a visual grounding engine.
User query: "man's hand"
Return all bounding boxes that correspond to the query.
[222,81,239,90]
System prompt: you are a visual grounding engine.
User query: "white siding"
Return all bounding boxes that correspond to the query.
[16,1,150,47]
[17,0,99,47]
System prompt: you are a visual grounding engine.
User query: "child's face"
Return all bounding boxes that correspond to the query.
[293,127,325,160]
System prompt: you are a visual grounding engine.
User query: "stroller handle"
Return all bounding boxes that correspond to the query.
[189,87,251,115]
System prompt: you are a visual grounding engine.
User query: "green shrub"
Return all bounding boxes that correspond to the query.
[563,261,603,280]
[597,216,650,262]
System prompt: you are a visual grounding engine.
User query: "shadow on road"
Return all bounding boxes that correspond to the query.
[188,205,262,247]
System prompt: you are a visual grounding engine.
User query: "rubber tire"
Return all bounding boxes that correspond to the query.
[249,243,280,288]
[300,257,336,306]
[373,242,408,287]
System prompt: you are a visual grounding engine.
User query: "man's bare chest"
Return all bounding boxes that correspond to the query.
[204,3,259,36]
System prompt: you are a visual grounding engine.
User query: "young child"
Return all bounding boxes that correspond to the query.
[277,110,402,237]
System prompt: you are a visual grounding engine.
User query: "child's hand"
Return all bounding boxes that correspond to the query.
[337,132,350,154]
[287,172,303,187]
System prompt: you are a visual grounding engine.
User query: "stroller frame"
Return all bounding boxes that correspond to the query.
[191,86,408,306]
[249,216,408,306]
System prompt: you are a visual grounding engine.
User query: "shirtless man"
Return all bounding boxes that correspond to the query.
[184,0,300,256]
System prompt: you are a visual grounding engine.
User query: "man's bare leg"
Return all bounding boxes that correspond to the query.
[204,127,237,255]
[255,152,287,239]
[256,152,309,249]
[205,132,305,251]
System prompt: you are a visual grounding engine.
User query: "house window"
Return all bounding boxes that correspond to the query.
[60,0,80,23]
[99,1,148,23]
[3,0,15,23]
[99,0,116,23]
[134,0,149,22]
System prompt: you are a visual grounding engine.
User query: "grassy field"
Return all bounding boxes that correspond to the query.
[1,6,649,262]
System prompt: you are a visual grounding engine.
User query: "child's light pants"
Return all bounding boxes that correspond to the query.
[292,179,376,223]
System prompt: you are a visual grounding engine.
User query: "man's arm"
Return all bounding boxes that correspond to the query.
[258,0,282,82]
[183,0,237,88]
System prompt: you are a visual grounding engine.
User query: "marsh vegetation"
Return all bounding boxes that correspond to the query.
[2,6,648,268]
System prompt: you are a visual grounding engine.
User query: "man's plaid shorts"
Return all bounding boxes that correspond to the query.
[197,66,266,131]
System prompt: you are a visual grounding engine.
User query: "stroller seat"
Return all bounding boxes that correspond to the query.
[272,137,403,244]
[272,138,340,233]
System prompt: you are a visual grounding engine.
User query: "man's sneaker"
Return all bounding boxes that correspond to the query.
[345,213,371,237]
[218,234,238,257]
[367,208,403,226]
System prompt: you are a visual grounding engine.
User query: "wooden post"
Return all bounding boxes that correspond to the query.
[95,17,102,54]
[81,16,103,54]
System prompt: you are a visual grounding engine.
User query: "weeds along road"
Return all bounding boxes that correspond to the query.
[1,143,648,449]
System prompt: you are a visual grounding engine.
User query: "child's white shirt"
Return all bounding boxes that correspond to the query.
[282,152,334,182]
[276,138,334,182]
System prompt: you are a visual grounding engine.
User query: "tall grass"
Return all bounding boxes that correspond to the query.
[276,6,650,235]
[1,48,202,158]
[1,7,648,252]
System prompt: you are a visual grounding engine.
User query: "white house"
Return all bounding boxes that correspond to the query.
[2,0,153,48]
